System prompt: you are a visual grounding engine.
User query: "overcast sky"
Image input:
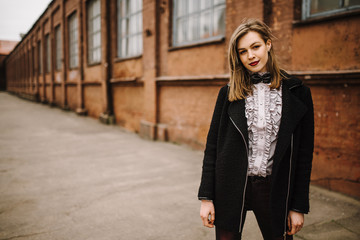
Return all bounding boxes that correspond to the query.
[0,0,51,41]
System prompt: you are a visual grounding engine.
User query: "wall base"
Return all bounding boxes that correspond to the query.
[76,108,88,116]
[139,120,156,140]
[99,112,115,124]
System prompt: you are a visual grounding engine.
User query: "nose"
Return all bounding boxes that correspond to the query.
[248,50,255,59]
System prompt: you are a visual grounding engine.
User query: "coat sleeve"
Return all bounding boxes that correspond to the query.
[290,86,314,213]
[198,85,228,200]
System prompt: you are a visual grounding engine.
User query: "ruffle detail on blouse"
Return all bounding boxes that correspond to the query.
[245,84,282,177]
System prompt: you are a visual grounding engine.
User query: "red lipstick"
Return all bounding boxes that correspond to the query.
[250,61,259,66]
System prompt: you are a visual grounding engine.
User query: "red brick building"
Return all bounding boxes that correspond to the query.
[5,0,360,199]
[0,40,18,90]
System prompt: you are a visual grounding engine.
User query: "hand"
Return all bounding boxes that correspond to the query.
[287,210,304,235]
[200,200,215,228]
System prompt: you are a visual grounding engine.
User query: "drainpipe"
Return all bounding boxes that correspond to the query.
[99,0,114,124]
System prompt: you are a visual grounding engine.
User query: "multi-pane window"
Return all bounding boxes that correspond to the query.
[45,34,51,73]
[302,0,360,20]
[117,0,143,58]
[68,12,79,69]
[38,41,43,74]
[55,25,62,70]
[173,0,226,46]
[87,0,101,64]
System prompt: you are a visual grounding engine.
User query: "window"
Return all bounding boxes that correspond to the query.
[38,41,43,74]
[45,34,51,73]
[87,0,102,64]
[302,0,360,20]
[117,0,143,58]
[55,25,62,70]
[68,12,79,69]
[173,0,226,46]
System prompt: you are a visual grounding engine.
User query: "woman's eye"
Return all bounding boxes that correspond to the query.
[239,50,246,55]
[253,45,260,49]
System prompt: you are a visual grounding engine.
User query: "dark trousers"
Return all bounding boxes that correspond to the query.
[215,176,293,240]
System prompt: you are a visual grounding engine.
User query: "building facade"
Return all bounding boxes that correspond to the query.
[0,40,18,90]
[5,0,360,199]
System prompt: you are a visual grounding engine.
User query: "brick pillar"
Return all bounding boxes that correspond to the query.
[269,0,295,70]
[34,30,40,101]
[61,0,68,109]
[50,12,55,105]
[41,21,47,103]
[139,0,159,140]
[76,0,86,115]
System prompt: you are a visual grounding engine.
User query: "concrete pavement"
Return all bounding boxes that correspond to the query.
[0,91,359,240]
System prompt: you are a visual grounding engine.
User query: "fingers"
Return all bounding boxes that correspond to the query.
[287,211,304,235]
[201,212,214,228]
[287,215,291,232]
[202,209,215,228]
[287,222,303,235]
[287,220,303,235]
[200,201,215,228]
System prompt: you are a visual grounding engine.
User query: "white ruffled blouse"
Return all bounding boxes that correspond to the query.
[245,81,282,177]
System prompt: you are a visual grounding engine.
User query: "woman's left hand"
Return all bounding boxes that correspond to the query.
[287,210,304,235]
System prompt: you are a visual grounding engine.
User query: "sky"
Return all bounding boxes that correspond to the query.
[0,0,51,41]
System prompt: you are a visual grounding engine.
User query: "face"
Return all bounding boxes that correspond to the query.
[237,31,271,73]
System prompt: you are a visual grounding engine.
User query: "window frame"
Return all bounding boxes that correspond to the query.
[68,12,79,69]
[87,0,102,65]
[117,0,143,59]
[302,0,360,20]
[172,0,226,47]
[55,25,62,71]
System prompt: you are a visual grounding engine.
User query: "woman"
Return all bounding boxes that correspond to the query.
[198,18,314,240]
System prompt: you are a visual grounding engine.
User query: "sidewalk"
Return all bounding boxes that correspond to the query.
[0,92,359,240]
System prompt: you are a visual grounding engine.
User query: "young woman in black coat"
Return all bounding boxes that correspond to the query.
[198,18,314,240]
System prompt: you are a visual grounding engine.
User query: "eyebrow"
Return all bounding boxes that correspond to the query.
[237,41,261,51]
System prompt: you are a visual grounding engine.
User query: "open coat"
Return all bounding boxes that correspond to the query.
[198,76,314,237]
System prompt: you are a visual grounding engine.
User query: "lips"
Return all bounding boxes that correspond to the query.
[250,61,259,66]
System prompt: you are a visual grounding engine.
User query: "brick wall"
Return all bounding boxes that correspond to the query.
[4,0,360,199]
[310,83,360,198]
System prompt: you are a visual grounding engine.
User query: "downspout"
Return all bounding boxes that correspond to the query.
[100,0,114,124]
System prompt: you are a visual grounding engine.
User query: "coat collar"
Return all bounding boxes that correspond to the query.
[227,77,307,166]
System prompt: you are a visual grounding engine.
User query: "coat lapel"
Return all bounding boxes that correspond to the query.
[228,99,248,145]
[273,80,308,168]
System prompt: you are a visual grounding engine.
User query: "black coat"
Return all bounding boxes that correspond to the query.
[198,76,314,236]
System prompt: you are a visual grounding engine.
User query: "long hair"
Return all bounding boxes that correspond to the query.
[228,18,286,101]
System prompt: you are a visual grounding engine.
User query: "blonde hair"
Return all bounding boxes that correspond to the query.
[228,18,286,101]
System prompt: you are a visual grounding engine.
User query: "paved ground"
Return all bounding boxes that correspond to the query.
[0,91,359,240]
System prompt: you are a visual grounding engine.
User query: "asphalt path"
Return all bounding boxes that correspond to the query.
[0,92,359,240]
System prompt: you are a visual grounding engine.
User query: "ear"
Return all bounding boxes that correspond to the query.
[266,39,272,52]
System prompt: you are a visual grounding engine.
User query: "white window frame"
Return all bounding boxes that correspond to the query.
[302,0,360,20]
[117,0,143,58]
[172,0,226,47]
[87,0,102,64]
[55,25,62,71]
[68,12,79,69]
